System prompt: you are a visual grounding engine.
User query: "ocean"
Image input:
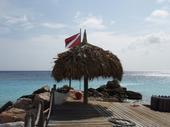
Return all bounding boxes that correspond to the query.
[0,71,170,106]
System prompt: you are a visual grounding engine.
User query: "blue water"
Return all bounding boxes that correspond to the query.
[0,71,170,106]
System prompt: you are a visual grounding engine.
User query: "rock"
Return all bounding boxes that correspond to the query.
[0,121,24,127]
[62,85,73,90]
[13,98,32,110]
[96,85,106,92]
[88,88,95,96]
[0,101,13,113]
[106,87,125,96]
[106,79,121,89]
[122,87,127,92]
[56,85,73,93]
[126,91,142,100]
[34,92,50,102]
[100,91,109,98]
[33,85,50,94]
[88,88,103,97]
[20,94,35,100]
[0,108,26,123]
[88,88,96,93]
[33,92,50,109]
[112,87,125,94]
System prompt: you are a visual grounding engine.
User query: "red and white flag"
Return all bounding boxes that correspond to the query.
[65,33,81,48]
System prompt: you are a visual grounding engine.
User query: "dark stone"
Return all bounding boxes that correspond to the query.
[33,85,50,94]
[20,94,35,100]
[107,90,116,96]
[106,79,121,89]
[0,101,13,113]
[56,85,73,93]
[88,88,95,96]
[88,88,103,97]
[112,87,125,94]
[0,108,25,123]
[101,91,109,98]
[106,87,125,96]
[96,85,106,92]
[33,92,50,110]
[13,98,32,110]
[88,88,96,93]
[126,90,142,100]
[122,87,127,92]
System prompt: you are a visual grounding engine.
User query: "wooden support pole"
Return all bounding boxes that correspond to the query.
[69,79,71,88]
[53,84,56,90]
[84,76,88,104]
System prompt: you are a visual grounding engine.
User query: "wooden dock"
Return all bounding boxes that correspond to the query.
[48,100,112,127]
[48,100,170,127]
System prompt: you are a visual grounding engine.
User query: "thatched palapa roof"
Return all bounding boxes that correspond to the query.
[52,31,123,82]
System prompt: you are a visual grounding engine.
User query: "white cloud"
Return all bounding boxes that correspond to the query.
[145,9,170,24]
[78,16,106,30]
[74,13,115,30]
[1,15,66,30]
[151,10,169,18]
[82,31,170,54]
[1,15,34,30]
[74,11,80,19]
[127,32,170,51]
[0,34,65,70]
[41,22,66,29]
[110,20,116,25]
[157,0,170,3]
[157,0,166,3]
[125,32,170,71]
[86,31,170,71]
[5,15,28,24]
[87,31,135,54]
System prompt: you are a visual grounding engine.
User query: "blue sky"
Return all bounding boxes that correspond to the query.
[0,0,170,71]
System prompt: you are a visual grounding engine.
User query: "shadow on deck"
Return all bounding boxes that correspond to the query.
[49,101,113,121]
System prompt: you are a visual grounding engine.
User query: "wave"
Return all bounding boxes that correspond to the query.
[125,71,170,77]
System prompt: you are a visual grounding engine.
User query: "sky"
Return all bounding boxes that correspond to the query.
[0,0,170,71]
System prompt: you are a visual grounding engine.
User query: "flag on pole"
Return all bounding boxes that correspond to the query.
[65,33,81,48]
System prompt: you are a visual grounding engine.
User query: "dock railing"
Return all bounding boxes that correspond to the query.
[24,87,55,127]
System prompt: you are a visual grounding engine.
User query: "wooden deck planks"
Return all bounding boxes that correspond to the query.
[93,101,170,127]
[48,100,170,127]
[48,101,112,127]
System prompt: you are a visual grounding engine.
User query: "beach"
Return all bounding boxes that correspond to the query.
[0,71,170,106]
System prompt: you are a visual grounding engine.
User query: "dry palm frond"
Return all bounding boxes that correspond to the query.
[52,42,123,82]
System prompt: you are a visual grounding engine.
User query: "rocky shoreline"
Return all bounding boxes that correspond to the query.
[0,85,51,126]
[88,79,142,102]
[0,80,142,126]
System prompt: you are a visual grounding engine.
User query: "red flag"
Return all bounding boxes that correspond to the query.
[65,33,81,48]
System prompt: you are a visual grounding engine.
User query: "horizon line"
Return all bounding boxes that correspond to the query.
[0,70,169,72]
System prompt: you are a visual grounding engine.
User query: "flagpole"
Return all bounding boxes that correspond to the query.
[80,28,81,43]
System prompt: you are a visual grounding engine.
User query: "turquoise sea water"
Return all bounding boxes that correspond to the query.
[0,71,170,106]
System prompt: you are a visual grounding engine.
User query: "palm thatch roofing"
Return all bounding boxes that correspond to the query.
[52,31,123,82]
